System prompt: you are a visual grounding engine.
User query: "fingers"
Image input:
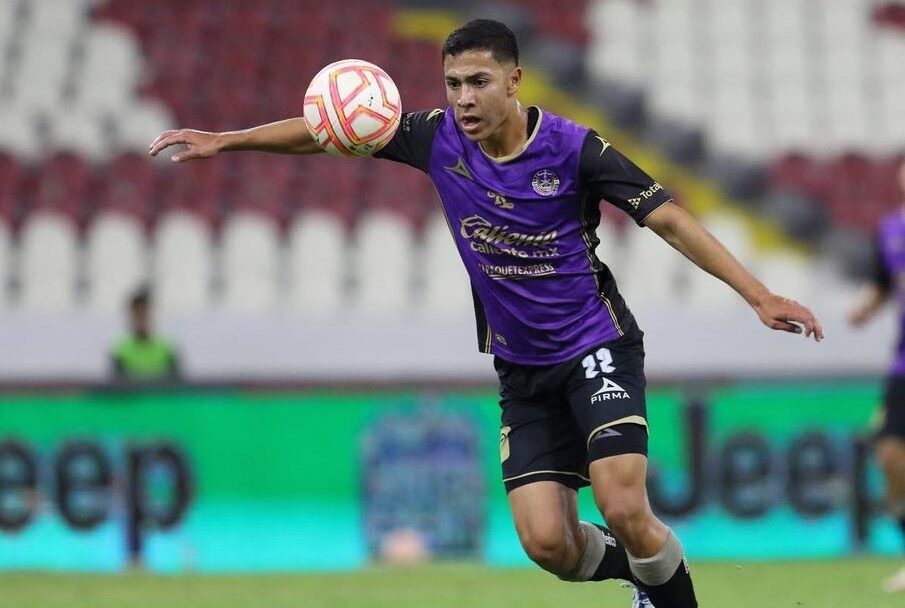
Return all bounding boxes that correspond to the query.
[774,307,824,342]
[771,320,802,334]
[791,307,824,342]
[148,130,183,156]
[148,130,202,161]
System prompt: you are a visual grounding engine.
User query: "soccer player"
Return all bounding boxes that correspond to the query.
[150,19,823,608]
[849,161,905,594]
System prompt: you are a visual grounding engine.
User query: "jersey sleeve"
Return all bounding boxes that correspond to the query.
[579,131,672,226]
[373,109,444,173]
[871,236,892,290]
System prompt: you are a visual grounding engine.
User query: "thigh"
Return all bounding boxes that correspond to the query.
[508,480,580,543]
[588,452,652,512]
[496,357,589,493]
[566,341,648,459]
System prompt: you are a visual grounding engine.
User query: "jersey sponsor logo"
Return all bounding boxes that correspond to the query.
[531,169,560,196]
[487,190,514,209]
[594,136,611,157]
[478,262,556,280]
[459,215,557,247]
[445,157,474,181]
[628,197,641,210]
[590,378,630,404]
[638,182,663,201]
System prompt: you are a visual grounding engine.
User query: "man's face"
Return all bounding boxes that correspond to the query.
[443,50,520,142]
[131,303,150,337]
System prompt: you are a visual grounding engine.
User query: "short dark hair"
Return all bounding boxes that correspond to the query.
[130,286,151,309]
[442,19,519,66]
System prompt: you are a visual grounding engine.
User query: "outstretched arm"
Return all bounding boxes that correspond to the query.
[644,201,824,341]
[149,117,323,162]
[849,284,889,327]
[849,236,891,327]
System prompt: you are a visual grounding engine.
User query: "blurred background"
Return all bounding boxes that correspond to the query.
[0,0,903,589]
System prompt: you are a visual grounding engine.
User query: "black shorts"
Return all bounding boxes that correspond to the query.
[878,375,905,440]
[495,332,648,493]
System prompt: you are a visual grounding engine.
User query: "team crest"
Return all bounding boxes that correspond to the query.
[531,169,560,196]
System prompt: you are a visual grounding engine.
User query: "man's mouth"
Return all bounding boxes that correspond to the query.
[460,115,481,132]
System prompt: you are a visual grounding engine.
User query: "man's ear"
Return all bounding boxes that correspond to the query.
[508,66,522,97]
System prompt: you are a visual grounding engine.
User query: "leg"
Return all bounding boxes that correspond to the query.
[508,480,582,576]
[589,429,697,608]
[877,436,905,593]
[876,436,905,519]
[589,451,667,557]
[508,479,633,582]
[876,375,905,592]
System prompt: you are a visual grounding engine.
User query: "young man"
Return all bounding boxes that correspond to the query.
[849,162,905,594]
[150,19,823,608]
[110,286,181,383]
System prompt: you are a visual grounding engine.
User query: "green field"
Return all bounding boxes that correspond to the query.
[3,559,903,608]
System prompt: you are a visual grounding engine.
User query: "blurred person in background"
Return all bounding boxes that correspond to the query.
[849,161,905,593]
[149,19,823,608]
[110,286,181,383]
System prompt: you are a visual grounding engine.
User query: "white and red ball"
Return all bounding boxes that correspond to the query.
[303,59,402,157]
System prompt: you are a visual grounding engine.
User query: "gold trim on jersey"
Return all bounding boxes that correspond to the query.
[586,416,648,449]
[478,105,543,164]
[578,193,624,336]
[502,469,591,484]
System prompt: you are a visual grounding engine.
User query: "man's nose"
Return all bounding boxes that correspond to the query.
[457,86,475,106]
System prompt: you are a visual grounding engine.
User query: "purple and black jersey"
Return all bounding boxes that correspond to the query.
[874,210,905,375]
[375,107,671,365]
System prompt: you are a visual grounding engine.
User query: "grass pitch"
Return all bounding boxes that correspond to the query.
[3,558,902,607]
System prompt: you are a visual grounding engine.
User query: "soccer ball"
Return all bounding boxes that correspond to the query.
[303,59,402,158]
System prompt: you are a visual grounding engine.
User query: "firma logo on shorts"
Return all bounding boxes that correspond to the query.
[590,378,630,404]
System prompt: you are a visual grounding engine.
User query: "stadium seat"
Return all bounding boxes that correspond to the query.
[418,213,473,315]
[47,104,110,162]
[153,210,213,314]
[30,152,93,227]
[76,23,143,112]
[18,212,79,312]
[220,211,281,314]
[0,102,47,159]
[351,211,415,316]
[84,211,148,312]
[114,101,174,154]
[286,211,347,317]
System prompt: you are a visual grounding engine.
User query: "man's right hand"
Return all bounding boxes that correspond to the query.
[149,129,223,162]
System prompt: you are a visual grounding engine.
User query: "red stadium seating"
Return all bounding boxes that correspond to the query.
[0,151,25,228]
[30,152,94,230]
[93,152,158,230]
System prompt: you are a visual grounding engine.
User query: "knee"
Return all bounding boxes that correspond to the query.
[517,524,573,572]
[600,498,652,540]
